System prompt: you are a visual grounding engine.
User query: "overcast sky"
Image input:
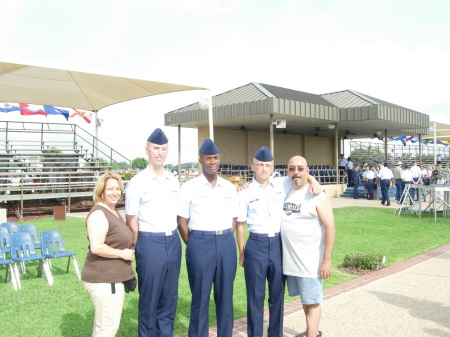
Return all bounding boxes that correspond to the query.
[1,0,449,163]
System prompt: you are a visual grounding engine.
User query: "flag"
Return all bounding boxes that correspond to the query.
[43,105,70,120]
[0,102,23,113]
[19,103,47,116]
[69,109,93,123]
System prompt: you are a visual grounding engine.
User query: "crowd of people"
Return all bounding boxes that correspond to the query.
[80,128,335,337]
[344,157,449,205]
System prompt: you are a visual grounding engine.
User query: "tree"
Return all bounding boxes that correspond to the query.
[132,157,148,169]
[112,161,130,170]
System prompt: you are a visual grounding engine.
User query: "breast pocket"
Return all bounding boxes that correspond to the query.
[192,195,206,206]
[248,199,260,210]
[170,189,179,200]
[141,192,157,203]
[222,196,234,206]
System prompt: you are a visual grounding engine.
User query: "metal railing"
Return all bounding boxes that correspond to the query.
[0,170,132,220]
[0,121,131,169]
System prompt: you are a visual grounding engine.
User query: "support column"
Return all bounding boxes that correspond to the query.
[384,130,388,162]
[178,125,182,183]
[269,114,274,157]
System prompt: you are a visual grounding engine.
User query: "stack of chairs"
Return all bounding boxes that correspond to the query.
[0,226,18,290]
[0,222,80,290]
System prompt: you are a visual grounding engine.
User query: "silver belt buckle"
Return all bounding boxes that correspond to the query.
[216,230,223,235]
[165,231,172,236]
[268,232,275,237]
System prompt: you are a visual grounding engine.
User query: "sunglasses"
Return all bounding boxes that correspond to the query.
[288,166,306,172]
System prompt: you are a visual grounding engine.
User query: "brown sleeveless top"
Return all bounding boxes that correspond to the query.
[81,204,134,283]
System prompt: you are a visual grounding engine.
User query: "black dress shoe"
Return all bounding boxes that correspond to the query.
[381,201,385,205]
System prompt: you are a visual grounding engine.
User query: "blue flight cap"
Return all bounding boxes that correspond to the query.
[384,162,389,167]
[254,146,273,162]
[199,138,219,155]
[147,128,168,145]
[377,160,383,164]
[403,164,409,168]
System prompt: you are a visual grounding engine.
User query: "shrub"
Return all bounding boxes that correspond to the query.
[343,252,385,270]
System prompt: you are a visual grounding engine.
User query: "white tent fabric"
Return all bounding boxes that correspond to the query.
[0,62,204,112]
[423,121,450,142]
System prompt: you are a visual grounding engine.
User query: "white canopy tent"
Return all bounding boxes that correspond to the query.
[0,62,211,168]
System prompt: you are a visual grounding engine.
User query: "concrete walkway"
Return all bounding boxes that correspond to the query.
[229,244,450,337]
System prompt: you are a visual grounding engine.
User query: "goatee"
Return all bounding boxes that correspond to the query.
[291,175,303,187]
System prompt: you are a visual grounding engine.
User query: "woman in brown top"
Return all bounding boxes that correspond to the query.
[81,172,135,337]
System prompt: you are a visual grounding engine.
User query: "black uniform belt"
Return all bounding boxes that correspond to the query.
[138,229,177,237]
[249,232,280,238]
[191,228,232,236]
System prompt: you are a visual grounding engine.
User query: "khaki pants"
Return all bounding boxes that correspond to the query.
[83,281,125,337]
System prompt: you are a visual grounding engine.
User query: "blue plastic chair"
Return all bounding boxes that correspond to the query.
[0,222,18,234]
[9,232,53,288]
[0,250,18,290]
[18,224,41,250]
[0,226,11,255]
[40,230,80,280]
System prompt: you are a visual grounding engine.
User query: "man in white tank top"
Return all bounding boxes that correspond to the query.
[281,156,335,337]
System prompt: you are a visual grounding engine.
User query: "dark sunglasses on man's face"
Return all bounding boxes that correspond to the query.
[288,166,306,172]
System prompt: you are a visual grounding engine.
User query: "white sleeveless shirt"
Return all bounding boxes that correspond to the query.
[281,184,325,278]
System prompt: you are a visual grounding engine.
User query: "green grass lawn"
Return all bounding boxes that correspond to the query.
[1,207,449,336]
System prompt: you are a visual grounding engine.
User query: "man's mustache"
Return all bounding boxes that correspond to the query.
[292,174,301,179]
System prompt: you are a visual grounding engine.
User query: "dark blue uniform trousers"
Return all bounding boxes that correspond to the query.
[411,178,419,200]
[244,235,284,337]
[136,233,182,337]
[186,231,237,337]
[395,179,403,201]
[380,179,391,205]
[353,181,359,198]
[367,180,374,199]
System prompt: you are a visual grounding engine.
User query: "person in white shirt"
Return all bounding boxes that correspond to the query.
[236,147,285,337]
[125,128,181,337]
[410,161,422,201]
[281,155,335,337]
[346,157,354,171]
[372,164,380,199]
[362,166,370,198]
[338,154,348,183]
[365,166,375,200]
[376,162,395,206]
[177,139,239,337]
[401,164,414,204]
[390,149,395,162]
